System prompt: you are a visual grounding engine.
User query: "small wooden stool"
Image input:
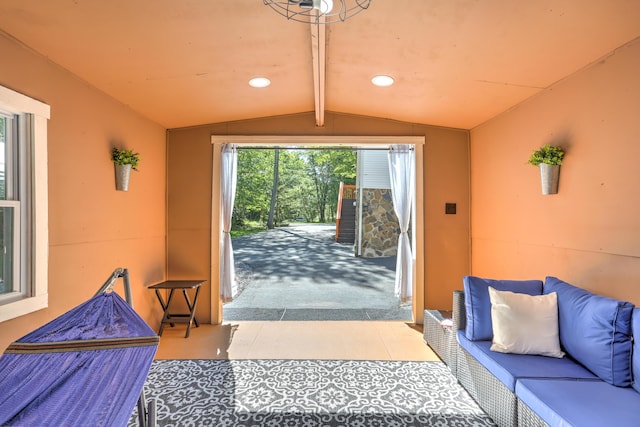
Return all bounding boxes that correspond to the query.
[149,280,205,338]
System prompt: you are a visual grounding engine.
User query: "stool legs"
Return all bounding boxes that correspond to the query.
[182,286,201,338]
[155,289,176,336]
[154,288,200,338]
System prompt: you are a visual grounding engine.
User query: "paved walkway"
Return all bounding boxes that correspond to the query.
[223,225,412,321]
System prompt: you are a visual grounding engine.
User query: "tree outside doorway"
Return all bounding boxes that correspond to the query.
[233,147,356,230]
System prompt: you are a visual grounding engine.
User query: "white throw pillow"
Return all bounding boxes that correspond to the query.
[488,287,565,358]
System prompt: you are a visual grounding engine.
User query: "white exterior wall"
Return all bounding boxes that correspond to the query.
[358,150,390,189]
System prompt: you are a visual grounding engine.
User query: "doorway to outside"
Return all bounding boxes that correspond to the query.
[211,136,425,324]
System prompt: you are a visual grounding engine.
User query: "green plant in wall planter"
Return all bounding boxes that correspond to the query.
[112,148,140,191]
[528,144,564,195]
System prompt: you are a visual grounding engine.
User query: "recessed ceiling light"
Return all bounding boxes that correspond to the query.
[249,77,271,88]
[371,75,394,87]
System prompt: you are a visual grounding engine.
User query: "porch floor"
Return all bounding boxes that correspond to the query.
[155,320,438,361]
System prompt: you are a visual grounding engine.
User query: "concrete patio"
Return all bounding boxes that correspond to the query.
[223,225,412,321]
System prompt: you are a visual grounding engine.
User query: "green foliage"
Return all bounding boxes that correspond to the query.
[528,144,564,166]
[233,148,357,226]
[235,149,274,223]
[112,147,141,170]
[230,221,266,238]
[273,150,311,223]
[303,149,356,223]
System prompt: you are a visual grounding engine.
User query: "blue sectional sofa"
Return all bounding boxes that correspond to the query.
[452,276,640,427]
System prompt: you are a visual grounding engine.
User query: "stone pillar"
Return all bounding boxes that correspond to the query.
[355,188,401,258]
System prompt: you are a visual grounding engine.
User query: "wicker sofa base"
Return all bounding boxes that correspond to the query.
[453,290,517,427]
[517,399,549,427]
[456,345,517,427]
[423,309,457,375]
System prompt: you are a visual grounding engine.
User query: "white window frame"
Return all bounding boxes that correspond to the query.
[0,85,49,322]
[0,201,21,298]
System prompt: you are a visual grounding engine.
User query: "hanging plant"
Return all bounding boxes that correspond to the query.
[528,144,564,195]
[112,147,141,170]
[112,148,140,191]
[527,144,564,166]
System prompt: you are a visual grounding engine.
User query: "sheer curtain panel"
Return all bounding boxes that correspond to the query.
[220,144,238,302]
[388,145,415,302]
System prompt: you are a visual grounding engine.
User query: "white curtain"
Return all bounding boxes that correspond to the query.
[220,144,238,302]
[388,145,415,302]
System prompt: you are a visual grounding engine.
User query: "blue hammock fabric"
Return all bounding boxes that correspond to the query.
[0,292,159,427]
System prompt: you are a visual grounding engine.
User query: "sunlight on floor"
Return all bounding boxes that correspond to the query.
[154,321,440,361]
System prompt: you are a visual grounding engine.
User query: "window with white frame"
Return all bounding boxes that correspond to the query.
[0,85,49,322]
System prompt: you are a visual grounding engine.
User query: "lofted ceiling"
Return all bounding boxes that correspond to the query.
[0,0,638,130]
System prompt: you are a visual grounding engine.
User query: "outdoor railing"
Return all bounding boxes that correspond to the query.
[335,182,356,242]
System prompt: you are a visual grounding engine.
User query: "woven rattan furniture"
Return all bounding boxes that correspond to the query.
[517,399,548,427]
[453,290,517,427]
[423,309,456,374]
[452,279,640,427]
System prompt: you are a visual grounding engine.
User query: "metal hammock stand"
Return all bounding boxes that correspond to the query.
[95,267,157,427]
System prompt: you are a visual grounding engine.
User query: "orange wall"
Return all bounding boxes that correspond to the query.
[0,33,167,350]
[167,113,470,322]
[470,38,640,303]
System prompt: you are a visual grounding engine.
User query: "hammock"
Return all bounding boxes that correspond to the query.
[0,269,159,427]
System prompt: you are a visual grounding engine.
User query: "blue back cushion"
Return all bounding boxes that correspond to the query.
[544,276,635,387]
[632,308,640,394]
[463,276,543,341]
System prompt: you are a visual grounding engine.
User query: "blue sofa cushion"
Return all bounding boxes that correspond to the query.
[457,331,597,391]
[544,276,635,386]
[633,308,640,394]
[463,276,543,341]
[516,378,640,427]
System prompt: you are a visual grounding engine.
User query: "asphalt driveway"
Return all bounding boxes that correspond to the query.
[223,224,412,321]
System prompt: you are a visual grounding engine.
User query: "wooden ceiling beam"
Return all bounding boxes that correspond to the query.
[310,16,326,127]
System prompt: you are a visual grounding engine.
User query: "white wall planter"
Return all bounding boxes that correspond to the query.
[540,163,560,195]
[115,164,132,191]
